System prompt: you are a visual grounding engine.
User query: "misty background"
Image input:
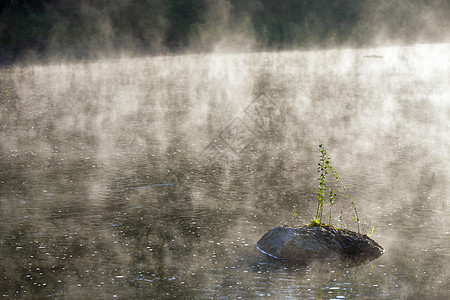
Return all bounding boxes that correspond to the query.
[1,0,450,63]
[1,0,450,298]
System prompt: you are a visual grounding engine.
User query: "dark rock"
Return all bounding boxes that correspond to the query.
[257,225,384,261]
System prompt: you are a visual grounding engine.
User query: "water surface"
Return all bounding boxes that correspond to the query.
[1,44,449,298]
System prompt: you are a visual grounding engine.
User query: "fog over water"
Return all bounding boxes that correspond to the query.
[0,43,449,298]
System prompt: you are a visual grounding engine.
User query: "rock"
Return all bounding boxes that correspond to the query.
[257,225,384,261]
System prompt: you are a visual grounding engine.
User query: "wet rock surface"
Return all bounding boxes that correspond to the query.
[257,225,384,261]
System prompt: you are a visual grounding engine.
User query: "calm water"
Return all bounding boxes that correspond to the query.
[1,44,449,298]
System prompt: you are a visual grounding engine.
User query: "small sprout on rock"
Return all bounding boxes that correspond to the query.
[292,207,298,218]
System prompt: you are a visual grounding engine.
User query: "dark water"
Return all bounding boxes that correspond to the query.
[1,44,449,298]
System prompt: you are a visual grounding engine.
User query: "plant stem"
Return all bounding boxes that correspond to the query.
[329,165,360,233]
[312,144,361,233]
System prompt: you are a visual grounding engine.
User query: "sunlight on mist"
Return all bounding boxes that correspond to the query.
[6,42,449,153]
[1,40,449,299]
[3,42,449,220]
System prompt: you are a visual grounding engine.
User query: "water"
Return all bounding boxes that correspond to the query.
[1,44,449,298]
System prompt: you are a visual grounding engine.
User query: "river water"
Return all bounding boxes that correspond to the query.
[1,44,449,298]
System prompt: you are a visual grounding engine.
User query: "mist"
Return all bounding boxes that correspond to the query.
[1,1,450,298]
[1,0,450,63]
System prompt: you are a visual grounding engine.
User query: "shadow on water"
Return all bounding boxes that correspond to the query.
[260,253,384,269]
[0,44,449,298]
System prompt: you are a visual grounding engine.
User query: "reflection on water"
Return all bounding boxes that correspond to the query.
[1,44,449,298]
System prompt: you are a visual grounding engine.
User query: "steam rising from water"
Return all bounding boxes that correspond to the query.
[3,43,450,220]
[0,43,449,298]
[3,43,450,222]
[5,43,449,157]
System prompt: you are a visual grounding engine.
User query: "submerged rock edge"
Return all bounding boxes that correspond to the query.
[257,225,385,261]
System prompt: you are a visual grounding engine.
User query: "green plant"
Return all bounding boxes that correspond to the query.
[368,225,375,237]
[292,207,298,218]
[311,144,362,232]
[308,217,321,227]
